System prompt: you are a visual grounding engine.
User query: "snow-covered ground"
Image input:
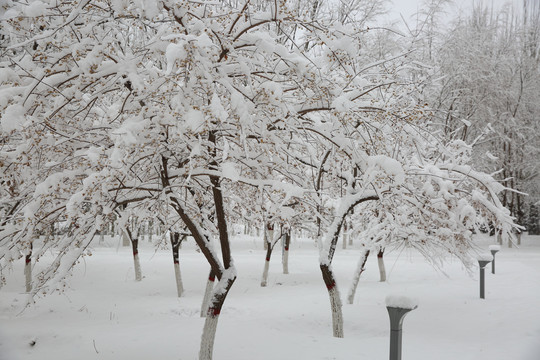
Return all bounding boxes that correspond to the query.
[1,233,539,360]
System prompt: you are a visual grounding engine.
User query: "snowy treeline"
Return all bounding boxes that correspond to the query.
[0,1,537,359]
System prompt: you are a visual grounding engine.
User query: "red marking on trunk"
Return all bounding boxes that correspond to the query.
[208,307,221,316]
[265,257,270,261]
[174,260,179,265]
[209,274,216,282]
[133,251,138,256]
[25,258,31,264]
[284,246,289,251]
[377,253,383,258]
[326,281,336,290]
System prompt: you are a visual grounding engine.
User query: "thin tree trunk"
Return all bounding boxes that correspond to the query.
[342,221,347,249]
[170,232,184,297]
[282,230,290,274]
[261,241,273,287]
[201,270,215,317]
[377,249,386,282]
[347,249,370,304]
[24,242,32,293]
[320,264,344,338]
[131,237,142,281]
[348,222,353,246]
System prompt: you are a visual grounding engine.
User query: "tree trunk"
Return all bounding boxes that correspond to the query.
[199,275,236,360]
[377,249,386,282]
[261,241,273,287]
[342,221,348,249]
[320,264,344,338]
[348,222,353,246]
[347,249,370,304]
[201,270,216,317]
[282,230,290,274]
[170,232,184,297]
[24,242,32,293]
[131,237,142,281]
[264,222,273,250]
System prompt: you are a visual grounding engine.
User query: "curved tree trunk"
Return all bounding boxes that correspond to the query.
[201,270,216,317]
[282,230,290,274]
[377,248,386,282]
[170,232,184,297]
[347,249,370,304]
[320,264,344,338]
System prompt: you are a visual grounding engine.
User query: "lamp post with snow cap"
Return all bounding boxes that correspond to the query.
[489,245,500,274]
[477,254,493,299]
[386,295,418,360]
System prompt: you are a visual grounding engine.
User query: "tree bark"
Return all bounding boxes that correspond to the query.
[347,249,370,304]
[24,242,32,293]
[199,275,235,360]
[320,264,344,338]
[282,230,290,274]
[131,237,142,281]
[170,232,184,297]
[347,222,353,246]
[342,221,348,249]
[377,249,386,282]
[261,241,273,287]
[201,270,216,317]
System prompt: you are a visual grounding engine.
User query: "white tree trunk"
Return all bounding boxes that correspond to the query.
[347,249,370,304]
[201,274,215,317]
[282,249,289,274]
[133,253,142,281]
[377,250,386,282]
[24,259,32,293]
[328,286,344,338]
[199,312,219,360]
[174,263,184,297]
[261,259,270,287]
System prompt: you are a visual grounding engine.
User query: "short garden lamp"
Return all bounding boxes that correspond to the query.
[489,245,501,274]
[386,295,418,360]
[477,254,493,299]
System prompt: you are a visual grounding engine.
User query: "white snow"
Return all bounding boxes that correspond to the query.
[385,294,419,310]
[1,234,539,360]
[489,245,501,252]
[1,104,26,132]
[23,1,47,17]
[476,253,494,262]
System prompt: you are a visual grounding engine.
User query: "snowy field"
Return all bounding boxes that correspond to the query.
[1,233,539,360]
